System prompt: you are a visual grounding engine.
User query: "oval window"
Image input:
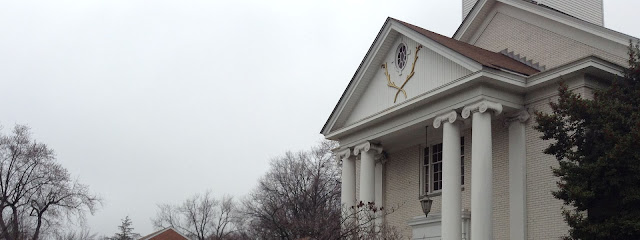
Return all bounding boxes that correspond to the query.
[396,43,408,70]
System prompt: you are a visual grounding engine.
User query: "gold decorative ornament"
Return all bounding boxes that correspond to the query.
[382,44,422,103]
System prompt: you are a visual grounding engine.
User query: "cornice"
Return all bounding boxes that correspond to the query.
[526,56,623,88]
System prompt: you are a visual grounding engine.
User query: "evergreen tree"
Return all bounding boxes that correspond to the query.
[113,216,136,240]
[535,41,640,239]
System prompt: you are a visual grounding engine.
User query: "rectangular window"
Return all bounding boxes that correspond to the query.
[422,137,465,195]
[432,143,443,191]
[423,147,429,194]
[461,136,465,185]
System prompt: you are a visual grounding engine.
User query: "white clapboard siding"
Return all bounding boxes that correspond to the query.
[536,0,603,26]
[462,0,477,20]
[344,36,472,126]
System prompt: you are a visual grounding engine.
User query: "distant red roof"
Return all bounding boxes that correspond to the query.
[392,18,539,76]
[139,228,189,240]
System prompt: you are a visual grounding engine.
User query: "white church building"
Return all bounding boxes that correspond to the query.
[321,0,637,239]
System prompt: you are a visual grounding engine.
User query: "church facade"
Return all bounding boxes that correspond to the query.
[321,0,636,239]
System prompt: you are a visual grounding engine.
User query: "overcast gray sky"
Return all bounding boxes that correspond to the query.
[0,0,638,236]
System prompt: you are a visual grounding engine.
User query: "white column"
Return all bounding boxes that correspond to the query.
[433,111,463,240]
[338,148,356,225]
[375,158,385,226]
[507,110,529,240]
[354,141,383,227]
[462,100,503,240]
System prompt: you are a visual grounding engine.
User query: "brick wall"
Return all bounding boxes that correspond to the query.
[524,95,570,239]
[474,13,626,69]
[383,128,481,239]
[492,117,510,240]
[384,145,422,238]
[523,82,593,240]
[379,106,571,240]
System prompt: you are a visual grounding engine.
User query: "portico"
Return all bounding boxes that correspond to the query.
[320,15,545,238]
[336,96,525,239]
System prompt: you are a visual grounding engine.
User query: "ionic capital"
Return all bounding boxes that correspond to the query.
[433,111,461,129]
[505,109,530,125]
[461,100,503,119]
[336,148,352,160]
[375,152,388,165]
[353,141,383,156]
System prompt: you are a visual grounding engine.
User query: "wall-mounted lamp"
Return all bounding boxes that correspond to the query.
[420,196,433,218]
[420,125,433,217]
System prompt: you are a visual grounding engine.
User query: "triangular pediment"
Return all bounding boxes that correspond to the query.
[321,18,484,137]
[342,36,475,126]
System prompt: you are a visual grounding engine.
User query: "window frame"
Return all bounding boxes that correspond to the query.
[395,43,408,70]
[421,137,465,196]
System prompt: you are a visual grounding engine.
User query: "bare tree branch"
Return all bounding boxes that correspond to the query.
[0,125,101,240]
[152,191,238,240]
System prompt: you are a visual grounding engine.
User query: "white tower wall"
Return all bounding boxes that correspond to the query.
[462,0,604,26]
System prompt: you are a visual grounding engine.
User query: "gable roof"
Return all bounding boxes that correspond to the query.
[320,17,539,135]
[393,18,539,76]
[139,227,190,240]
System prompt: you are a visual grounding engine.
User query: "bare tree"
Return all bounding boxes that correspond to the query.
[237,140,343,239]
[339,201,405,239]
[236,140,405,240]
[152,191,236,240]
[0,125,100,240]
[51,226,98,240]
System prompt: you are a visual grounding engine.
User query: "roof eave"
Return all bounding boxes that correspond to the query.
[453,0,494,40]
[500,0,638,45]
[320,17,394,135]
[526,55,625,88]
